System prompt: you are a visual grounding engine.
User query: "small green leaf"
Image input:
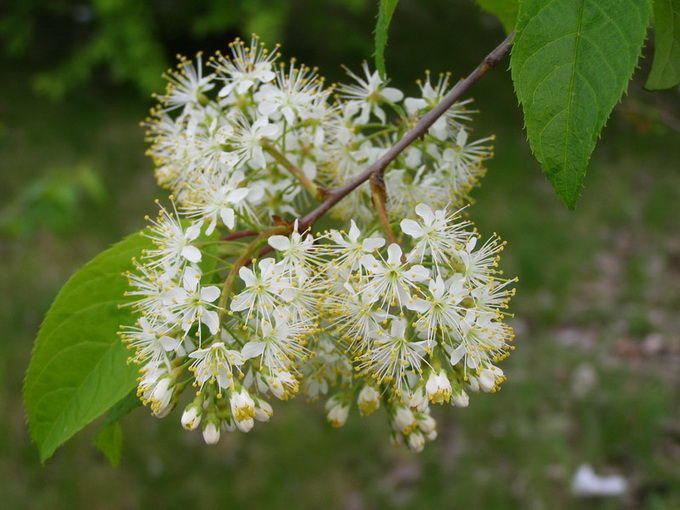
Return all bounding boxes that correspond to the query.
[646,0,680,90]
[511,0,651,208]
[93,390,140,467]
[475,0,519,33]
[374,0,401,78]
[23,231,153,462]
[94,421,123,467]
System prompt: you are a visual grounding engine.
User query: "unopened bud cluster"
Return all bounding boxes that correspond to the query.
[121,36,515,451]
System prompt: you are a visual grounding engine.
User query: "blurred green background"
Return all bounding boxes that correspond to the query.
[2,1,679,508]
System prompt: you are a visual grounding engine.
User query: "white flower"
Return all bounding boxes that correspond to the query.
[339,62,404,124]
[360,243,429,308]
[425,369,452,404]
[229,115,280,169]
[162,53,215,113]
[166,267,221,336]
[214,37,278,97]
[448,310,510,370]
[405,274,467,347]
[400,204,470,266]
[230,258,295,324]
[256,62,329,124]
[144,208,203,275]
[189,341,245,392]
[182,172,250,234]
[326,220,385,271]
[360,318,428,392]
[240,308,308,372]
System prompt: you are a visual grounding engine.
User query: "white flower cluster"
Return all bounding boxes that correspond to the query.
[122,36,513,451]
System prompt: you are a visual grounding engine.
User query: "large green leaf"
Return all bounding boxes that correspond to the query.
[23,231,152,462]
[475,0,519,33]
[511,0,651,208]
[374,0,401,78]
[646,0,680,90]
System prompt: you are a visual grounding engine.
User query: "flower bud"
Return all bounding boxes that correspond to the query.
[254,399,273,422]
[407,430,426,452]
[357,385,380,416]
[393,406,417,435]
[202,420,221,444]
[181,404,203,431]
[451,388,470,408]
[230,388,256,432]
[417,413,437,435]
[325,394,350,427]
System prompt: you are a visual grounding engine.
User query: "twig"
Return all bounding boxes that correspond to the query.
[261,139,325,200]
[297,31,514,233]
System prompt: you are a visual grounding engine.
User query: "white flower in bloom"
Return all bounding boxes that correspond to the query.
[404,73,472,139]
[189,342,245,393]
[448,310,509,370]
[256,62,329,124]
[230,258,295,324]
[182,172,250,234]
[360,243,429,307]
[425,369,452,404]
[214,37,278,97]
[457,235,505,286]
[268,221,319,280]
[400,204,470,265]
[162,53,215,113]
[327,220,385,272]
[122,316,181,366]
[166,267,221,336]
[228,115,280,169]
[241,308,308,372]
[265,369,299,400]
[405,274,467,347]
[339,62,404,124]
[360,318,428,392]
[144,209,203,275]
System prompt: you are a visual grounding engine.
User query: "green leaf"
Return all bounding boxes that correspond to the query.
[511,0,651,208]
[646,0,680,90]
[93,421,123,467]
[374,0,400,78]
[23,231,152,462]
[93,390,141,467]
[475,0,519,33]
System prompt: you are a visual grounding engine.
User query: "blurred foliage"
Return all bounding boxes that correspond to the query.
[0,165,106,237]
[0,0,375,99]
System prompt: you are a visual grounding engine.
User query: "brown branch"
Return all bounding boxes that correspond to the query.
[220,229,258,241]
[297,31,514,233]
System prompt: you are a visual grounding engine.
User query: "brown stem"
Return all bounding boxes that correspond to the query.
[297,32,514,233]
[220,229,258,241]
[261,139,325,200]
[370,171,398,245]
